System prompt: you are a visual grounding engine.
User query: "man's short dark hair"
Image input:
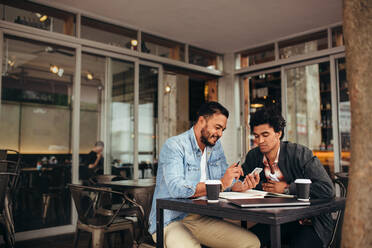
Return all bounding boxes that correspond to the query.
[196,101,229,120]
[250,106,286,139]
[95,141,104,147]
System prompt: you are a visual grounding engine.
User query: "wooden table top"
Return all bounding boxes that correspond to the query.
[157,197,346,225]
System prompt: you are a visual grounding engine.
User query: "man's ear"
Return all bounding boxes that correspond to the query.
[197,116,206,125]
[276,131,282,139]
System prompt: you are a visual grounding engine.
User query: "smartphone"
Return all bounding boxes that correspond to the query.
[235,161,240,167]
[250,167,263,175]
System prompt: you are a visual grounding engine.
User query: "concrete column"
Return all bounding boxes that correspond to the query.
[161,73,190,142]
[218,53,240,164]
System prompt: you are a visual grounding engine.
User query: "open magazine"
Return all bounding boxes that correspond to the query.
[219,189,294,200]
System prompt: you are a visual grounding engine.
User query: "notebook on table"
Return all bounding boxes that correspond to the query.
[229,198,310,208]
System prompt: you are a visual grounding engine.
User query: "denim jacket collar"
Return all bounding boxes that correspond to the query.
[188,127,201,153]
[188,127,218,155]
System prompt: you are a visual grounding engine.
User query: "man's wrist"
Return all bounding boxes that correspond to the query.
[283,184,290,194]
[220,180,226,192]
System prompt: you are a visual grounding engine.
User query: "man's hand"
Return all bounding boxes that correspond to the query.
[232,173,260,192]
[191,182,206,198]
[262,180,288,193]
[221,163,244,189]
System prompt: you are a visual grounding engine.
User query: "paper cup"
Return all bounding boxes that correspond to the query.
[205,180,221,203]
[295,179,312,201]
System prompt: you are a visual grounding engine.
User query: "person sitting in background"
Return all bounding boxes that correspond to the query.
[86,141,104,175]
[80,141,104,184]
[236,106,334,248]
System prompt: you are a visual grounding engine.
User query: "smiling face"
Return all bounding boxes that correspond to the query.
[252,124,281,154]
[199,113,227,147]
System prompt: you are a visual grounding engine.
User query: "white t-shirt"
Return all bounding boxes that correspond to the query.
[200,148,207,182]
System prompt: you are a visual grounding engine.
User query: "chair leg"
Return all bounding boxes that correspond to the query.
[88,233,92,248]
[42,194,51,223]
[91,229,104,248]
[73,228,81,248]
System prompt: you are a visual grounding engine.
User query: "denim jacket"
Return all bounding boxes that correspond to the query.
[148,127,228,234]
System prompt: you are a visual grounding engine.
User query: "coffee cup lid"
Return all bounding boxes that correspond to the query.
[295,179,312,184]
[205,180,221,185]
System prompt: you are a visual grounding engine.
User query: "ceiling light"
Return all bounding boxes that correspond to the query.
[131,39,138,47]
[250,103,264,108]
[57,68,64,77]
[50,65,59,74]
[86,72,94,80]
[165,85,171,93]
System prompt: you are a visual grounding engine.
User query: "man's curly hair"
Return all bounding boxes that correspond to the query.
[250,106,286,140]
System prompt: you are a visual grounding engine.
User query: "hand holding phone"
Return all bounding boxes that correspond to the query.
[250,167,263,176]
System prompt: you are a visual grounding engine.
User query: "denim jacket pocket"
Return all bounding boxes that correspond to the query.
[208,160,224,179]
[185,162,200,181]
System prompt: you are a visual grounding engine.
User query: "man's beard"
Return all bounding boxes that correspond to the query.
[200,127,219,147]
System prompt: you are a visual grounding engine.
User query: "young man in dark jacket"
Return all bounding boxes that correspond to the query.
[234,107,334,248]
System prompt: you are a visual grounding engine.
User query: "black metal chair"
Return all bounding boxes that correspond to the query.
[0,160,20,248]
[328,178,347,248]
[69,184,145,248]
[90,175,125,186]
[39,165,69,224]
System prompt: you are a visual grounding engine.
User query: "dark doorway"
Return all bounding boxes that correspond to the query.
[189,78,206,124]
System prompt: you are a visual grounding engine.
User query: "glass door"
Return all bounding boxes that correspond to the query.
[138,64,159,178]
[284,60,336,176]
[108,58,135,178]
[1,35,76,232]
[240,70,281,157]
[336,57,350,172]
[79,53,105,180]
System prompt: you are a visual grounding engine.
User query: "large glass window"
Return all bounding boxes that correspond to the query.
[138,65,158,178]
[279,31,328,59]
[109,59,135,178]
[81,16,138,49]
[336,58,350,172]
[0,1,76,36]
[1,35,74,231]
[142,33,185,62]
[285,61,335,175]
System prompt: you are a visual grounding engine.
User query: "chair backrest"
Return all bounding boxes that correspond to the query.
[69,184,111,227]
[328,179,347,248]
[94,175,123,184]
[69,184,143,228]
[0,160,20,195]
[0,172,11,213]
[0,149,21,194]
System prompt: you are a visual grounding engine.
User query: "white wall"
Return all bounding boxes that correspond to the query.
[218,53,240,164]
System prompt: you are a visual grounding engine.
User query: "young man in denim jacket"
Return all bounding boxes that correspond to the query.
[148,102,260,248]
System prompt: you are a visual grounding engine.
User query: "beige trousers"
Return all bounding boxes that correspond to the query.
[152,214,260,248]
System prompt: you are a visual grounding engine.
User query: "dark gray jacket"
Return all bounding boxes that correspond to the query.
[241,141,335,246]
